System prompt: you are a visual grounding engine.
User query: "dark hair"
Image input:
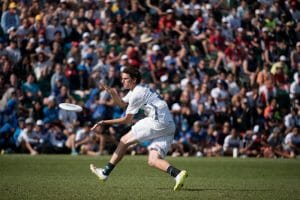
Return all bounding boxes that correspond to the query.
[122,67,141,84]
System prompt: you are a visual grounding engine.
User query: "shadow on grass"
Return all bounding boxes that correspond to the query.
[157,188,275,192]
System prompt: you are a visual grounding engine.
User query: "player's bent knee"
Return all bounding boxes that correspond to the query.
[148,153,159,167]
[147,157,156,167]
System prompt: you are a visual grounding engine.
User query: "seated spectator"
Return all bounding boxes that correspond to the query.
[32,51,52,81]
[48,124,73,154]
[290,73,300,101]
[239,127,262,157]
[283,127,300,158]
[270,55,289,76]
[210,79,229,112]
[223,128,240,156]
[43,96,59,124]
[73,122,92,155]
[17,118,39,155]
[50,63,69,94]
[65,58,80,91]
[93,124,118,155]
[80,133,100,156]
[185,121,207,156]
[21,73,42,101]
[263,127,288,158]
[203,124,218,157]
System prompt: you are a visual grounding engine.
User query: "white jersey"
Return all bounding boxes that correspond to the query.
[122,85,173,124]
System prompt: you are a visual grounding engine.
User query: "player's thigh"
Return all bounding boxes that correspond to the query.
[132,117,175,142]
[148,135,174,158]
[120,130,138,145]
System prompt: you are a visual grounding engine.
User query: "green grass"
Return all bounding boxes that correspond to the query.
[0,155,300,200]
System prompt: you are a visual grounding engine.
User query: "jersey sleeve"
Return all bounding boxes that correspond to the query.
[122,91,131,103]
[125,88,145,115]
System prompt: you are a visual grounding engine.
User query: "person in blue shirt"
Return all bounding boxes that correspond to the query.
[0,2,20,34]
[185,121,207,156]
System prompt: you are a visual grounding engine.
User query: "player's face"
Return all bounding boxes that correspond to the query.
[121,73,136,90]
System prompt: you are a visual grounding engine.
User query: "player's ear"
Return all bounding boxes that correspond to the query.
[133,78,137,84]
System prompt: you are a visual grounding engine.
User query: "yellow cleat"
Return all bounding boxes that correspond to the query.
[173,170,188,191]
[90,164,108,182]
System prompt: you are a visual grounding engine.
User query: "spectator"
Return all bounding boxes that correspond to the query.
[1,2,20,34]
[283,127,300,158]
[223,128,241,156]
[185,121,207,156]
[17,118,39,155]
[263,127,289,158]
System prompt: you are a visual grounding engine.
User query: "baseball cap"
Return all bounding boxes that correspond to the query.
[152,44,160,51]
[38,38,46,44]
[35,14,42,21]
[262,27,268,32]
[237,27,243,32]
[206,4,212,9]
[83,32,90,38]
[7,27,16,33]
[25,118,34,124]
[171,103,181,111]
[279,55,286,61]
[184,5,190,10]
[84,54,93,60]
[194,4,201,10]
[166,9,173,14]
[67,57,75,64]
[121,54,128,60]
[36,120,44,126]
[273,127,280,133]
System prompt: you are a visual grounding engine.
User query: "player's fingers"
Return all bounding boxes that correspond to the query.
[91,124,98,131]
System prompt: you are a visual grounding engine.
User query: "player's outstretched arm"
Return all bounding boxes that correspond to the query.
[91,114,134,131]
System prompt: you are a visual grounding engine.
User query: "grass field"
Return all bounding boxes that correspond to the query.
[0,155,300,200]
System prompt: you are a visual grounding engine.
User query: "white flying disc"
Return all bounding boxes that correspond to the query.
[59,103,83,112]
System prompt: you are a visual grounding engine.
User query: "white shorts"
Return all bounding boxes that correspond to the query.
[131,117,175,158]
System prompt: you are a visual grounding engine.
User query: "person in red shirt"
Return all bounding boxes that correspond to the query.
[209,28,225,51]
[224,40,243,75]
[65,58,79,90]
[158,9,176,32]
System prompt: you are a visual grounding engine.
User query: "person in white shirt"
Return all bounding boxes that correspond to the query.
[223,128,240,156]
[17,118,39,155]
[283,127,300,158]
[210,80,229,112]
[90,67,188,191]
[290,73,300,100]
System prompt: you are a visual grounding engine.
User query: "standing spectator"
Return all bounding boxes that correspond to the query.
[1,2,20,34]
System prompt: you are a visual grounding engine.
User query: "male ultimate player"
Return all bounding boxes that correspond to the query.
[90,67,188,191]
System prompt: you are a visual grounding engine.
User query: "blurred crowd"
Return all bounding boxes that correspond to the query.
[0,0,300,158]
